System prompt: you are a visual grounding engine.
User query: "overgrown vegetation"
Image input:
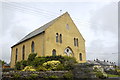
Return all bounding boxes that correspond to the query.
[105,68,120,75]
[22,66,36,71]
[107,74,120,77]
[93,66,108,79]
[42,60,61,71]
[15,62,21,70]
[15,53,77,71]
[0,60,6,65]
[27,53,37,65]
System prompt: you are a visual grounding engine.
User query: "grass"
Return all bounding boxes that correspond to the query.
[107,74,120,78]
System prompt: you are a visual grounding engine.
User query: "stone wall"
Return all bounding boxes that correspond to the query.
[72,63,96,78]
[2,71,68,79]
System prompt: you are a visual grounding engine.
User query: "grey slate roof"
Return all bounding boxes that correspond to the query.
[18,18,56,43]
[87,60,100,65]
[97,61,115,66]
[87,60,116,66]
[12,12,66,47]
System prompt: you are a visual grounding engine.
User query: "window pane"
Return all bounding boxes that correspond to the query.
[66,24,69,30]
[77,39,78,47]
[56,33,58,42]
[31,41,34,53]
[79,53,82,61]
[60,34,62,43]
[52,49,56,56]
[74,38,76,46]
[15,48,18,63]
[22,45,25,60]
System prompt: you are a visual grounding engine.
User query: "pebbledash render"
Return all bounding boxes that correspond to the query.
[10,12,86,68]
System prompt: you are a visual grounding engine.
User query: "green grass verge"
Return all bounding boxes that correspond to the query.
[107,74,120,77]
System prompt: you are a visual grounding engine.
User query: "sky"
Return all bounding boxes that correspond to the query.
[0,1,118,65]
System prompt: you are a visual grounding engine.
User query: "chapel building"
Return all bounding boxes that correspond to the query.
[10,12,86,68]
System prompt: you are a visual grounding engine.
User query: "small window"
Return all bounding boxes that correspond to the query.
[76,38,78,47]
[74,38,76,46]
[52,49,56,56]
[22,45,25,60]
[66,24,69,30]
[56,33,59,43]
[60,34,62,43]
[74,38,78,47]
[31,41,35,53]
[79,53,82,61]
[15,48,18,63]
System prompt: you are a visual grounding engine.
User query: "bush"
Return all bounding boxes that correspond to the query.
[41,56,77,71]
[64,61,74,70]
[22,66,36,71]
[27,53,37,65]
[42,55,66,63]
[31,57,47,67]
[31,55,64,67]
[43,55,77,63]
[15,53,37,70]
[56,64,65,70]
[101,66,120,76]
[93,66,107,79]
[21,60,28,69]
[42,60,61,70]
[15,60,28,70]
[63,56,77,70]
[64,56,77,62]
[36,65,47,71]
[15,61,21,70]
[117,69,120,75]
[15,53,77,71]
[95,71,107,79]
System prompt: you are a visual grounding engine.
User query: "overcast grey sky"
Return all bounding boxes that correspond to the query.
[0,1,118,64]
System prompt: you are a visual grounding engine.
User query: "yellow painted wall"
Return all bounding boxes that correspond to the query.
[10,33,44,68]
[10,12,86,68]
[44,13,86,63]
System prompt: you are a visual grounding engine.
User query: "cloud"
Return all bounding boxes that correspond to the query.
[90,2,118,34]
[86,2,118,64]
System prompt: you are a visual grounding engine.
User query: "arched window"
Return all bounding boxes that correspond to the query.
[74,38,76,46]
[64,47,73,56]
[56,33,59,43]
[60,34,62,43]
[74,38,78,47]
[79,53,82,61]
[76,38,78,47]
[15,48,18,63]
[52,49,56,56]
[22,45,25,60]
[31,41,35,53]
